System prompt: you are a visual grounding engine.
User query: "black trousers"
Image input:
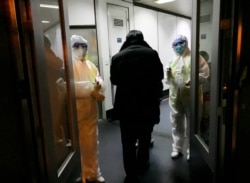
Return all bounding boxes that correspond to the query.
[119,118,154,177]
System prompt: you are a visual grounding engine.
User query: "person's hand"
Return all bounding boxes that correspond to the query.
[94,81,102,91]
[91,90,105,101]
[166,68,172,78]
[185,80,191,86]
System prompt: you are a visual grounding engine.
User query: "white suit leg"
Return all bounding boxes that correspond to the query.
[76,98,101,181]
[170,108,185,152]
[185,115,190,156]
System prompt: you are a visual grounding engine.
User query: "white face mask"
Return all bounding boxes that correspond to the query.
[73,47,87,60]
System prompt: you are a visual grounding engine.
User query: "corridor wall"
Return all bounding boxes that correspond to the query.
[134,6,191,90]
[67,0,191,118]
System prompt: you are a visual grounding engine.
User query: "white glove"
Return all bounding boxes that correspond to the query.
[56,78,66,100]
[166,67,172,79]
[95,76,105,92]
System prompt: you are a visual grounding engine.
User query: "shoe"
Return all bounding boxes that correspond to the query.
[171,151,183,159]
[135,139,139,148]
[150,137,154,148]
[66,139,72,147]
[75,176,82,183]
[86,176,105,183]
[186,149,190,161]
[123,175,139,183]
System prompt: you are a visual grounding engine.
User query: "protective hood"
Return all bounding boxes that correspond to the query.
[71,35,88,60]
[172,35,188,56]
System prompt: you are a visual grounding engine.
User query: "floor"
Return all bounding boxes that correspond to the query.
[67,99,212,183]
[98,99,190,183]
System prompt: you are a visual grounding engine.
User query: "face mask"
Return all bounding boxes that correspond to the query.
[73,47,87,60]
[174,44,186,55]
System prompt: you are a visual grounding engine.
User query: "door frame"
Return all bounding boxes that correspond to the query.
[107,4,129,105]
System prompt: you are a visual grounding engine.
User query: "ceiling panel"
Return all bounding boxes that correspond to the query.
[133,0,193,17]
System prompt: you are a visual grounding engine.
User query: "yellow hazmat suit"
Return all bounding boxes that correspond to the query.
[165,35,210,160]
[71,35,105,183]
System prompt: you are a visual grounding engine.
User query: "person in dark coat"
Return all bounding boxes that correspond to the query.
[110,30,164,183]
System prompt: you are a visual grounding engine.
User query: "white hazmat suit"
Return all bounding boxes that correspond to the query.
[71,35,105,183]
[165,35,210,160]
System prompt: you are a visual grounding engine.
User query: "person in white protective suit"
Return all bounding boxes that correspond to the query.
[165,35,210,160]
[71,35,105,183]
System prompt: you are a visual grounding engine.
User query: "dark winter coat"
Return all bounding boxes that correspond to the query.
[110,43,164,124]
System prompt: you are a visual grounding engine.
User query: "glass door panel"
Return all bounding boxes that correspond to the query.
[40,0,80,177]
[195,0,213,149]
[191,0,221,175]
[40,0,72,170]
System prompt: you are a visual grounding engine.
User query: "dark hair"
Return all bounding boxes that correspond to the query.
[119,30,151,51]
[126,30,144,43]
[199,50,209,62]
[44,36,51,48]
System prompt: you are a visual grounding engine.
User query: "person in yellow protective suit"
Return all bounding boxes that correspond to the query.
[71,35,105,183]
[165,35,210,160]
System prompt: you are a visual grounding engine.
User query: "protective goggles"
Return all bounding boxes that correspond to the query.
[73,42,87,48]
[172,38,186,47]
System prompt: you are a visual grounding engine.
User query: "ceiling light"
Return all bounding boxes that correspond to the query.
[40,4,59,9]
[41,20,50,24]
[155,0,175,4]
